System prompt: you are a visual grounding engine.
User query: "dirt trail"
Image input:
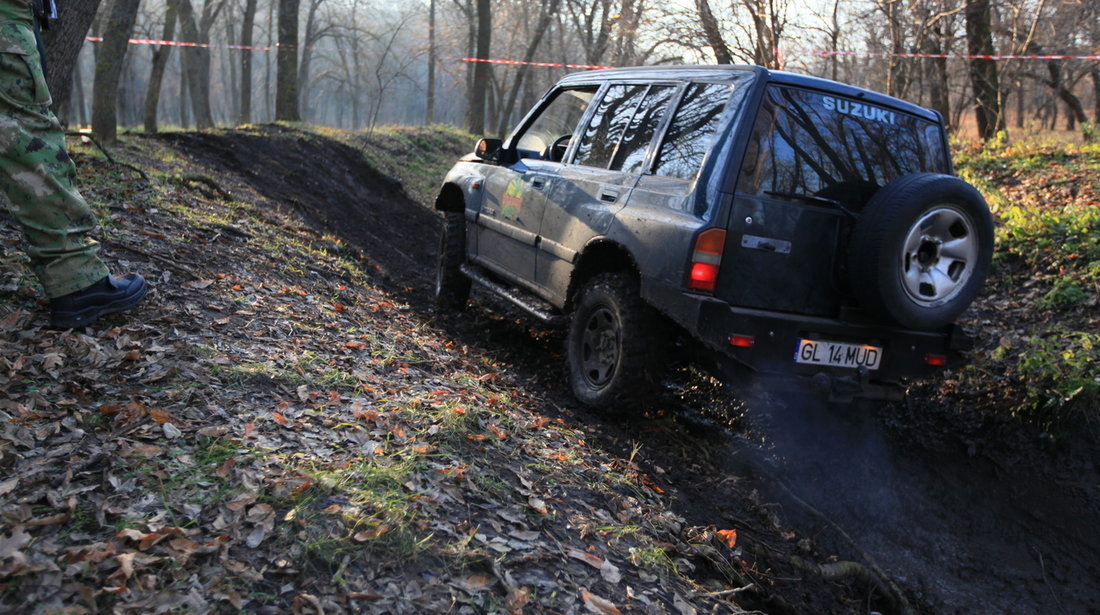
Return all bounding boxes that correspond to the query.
[154,127,1100,614]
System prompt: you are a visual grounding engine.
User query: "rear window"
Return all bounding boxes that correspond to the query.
[739,85,949,205]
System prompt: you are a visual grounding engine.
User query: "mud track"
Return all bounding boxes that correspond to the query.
[155,127,1100,614]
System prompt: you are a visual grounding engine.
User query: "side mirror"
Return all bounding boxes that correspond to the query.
[475,138,503,161]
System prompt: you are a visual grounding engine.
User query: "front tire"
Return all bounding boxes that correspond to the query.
[435,212,471,311]
[567,273,662,409]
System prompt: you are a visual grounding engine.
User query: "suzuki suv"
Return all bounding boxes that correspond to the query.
[434,66,992,406]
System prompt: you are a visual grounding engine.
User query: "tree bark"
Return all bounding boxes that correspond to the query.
[466,0,490,134]
[144,4,178,134]
[91,0,142,143]
[964,0,1004,141]
[276,0,301,122]
[1092,69,1100,125]
[298,0,325,120]
[42,0,103,121]
[426,0,436,124]
[169,0,213,129]
[1046,61,1088,132]
[496,0,560,136]
[697,0,734,64]
[240,0,259,124]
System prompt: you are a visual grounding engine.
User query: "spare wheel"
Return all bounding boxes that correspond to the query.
[848,173,994,330]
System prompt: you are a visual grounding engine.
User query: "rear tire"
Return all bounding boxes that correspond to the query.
[567,273,663,410]
[848,173,993,330]
[435,212,471,311]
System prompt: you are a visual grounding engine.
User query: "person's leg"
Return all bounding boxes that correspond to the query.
[0,17,144,327]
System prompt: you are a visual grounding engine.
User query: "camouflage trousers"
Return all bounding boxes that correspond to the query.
[0,16,107,298]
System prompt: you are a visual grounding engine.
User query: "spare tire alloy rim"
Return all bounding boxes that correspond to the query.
[900,205,978,307]
[580,307,620,388]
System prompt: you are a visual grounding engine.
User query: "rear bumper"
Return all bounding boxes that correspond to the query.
[693,298,971,400]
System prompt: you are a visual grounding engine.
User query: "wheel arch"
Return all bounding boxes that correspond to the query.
[566,239,640,310]
[435,182,465,213]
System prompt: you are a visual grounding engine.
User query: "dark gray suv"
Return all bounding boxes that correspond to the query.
[434,66,992,406]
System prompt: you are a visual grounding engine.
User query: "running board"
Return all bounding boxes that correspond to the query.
[460,264,567,326]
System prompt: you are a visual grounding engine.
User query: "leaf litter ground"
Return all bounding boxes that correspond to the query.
[1,125,1097,615]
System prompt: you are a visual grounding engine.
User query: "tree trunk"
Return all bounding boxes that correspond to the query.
[697,0,734,64]
[170,0,215,129]
[964,0,1004,141]
[1092,69,1100,125]
[91,0,141,143]
[1046,61,1088,133]
[71,63,87,126]
[240,0,258,124]
[42,0,103,121]
[925,21,950,130]
[496,0,561,136]
[276,0,301,122]
[426,0,436,124]
[466,0,491,134]
[298,0,323,121]
[144,4,178,134]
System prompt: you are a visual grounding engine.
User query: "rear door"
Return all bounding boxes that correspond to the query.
[720,84,952,317]
[536,83,666,299]
[473,87,597,286]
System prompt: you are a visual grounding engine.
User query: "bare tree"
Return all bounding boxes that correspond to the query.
[964,0,1004,140]
[466,0,490,133]
[92,0,142,143]
[277,0,302,121]
[43,0,104,120]
[697,0,734,64]
[496,0,562,135]
[144,3,178,133]
[239,0,259,124]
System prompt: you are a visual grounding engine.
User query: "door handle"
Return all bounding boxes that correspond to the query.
[531,177,546,189]
[600,188,619,203]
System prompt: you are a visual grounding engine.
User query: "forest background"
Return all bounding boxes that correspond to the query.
[43,0,1100,145]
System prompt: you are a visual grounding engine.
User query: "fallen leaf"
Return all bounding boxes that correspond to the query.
[600,559,622,584]
[717,529,738,549]
[462,574,492,591]
[581,590,621,615]
[568,548,603,569]
[0,526,31,558]
[528,496,548,514]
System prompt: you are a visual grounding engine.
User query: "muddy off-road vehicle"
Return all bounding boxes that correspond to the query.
[434,65,993,405]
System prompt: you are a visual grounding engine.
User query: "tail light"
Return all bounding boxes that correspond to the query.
[925,354,947,366]
[687,228,726,294]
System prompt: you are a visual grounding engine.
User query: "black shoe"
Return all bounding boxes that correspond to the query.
[50,274,147,329]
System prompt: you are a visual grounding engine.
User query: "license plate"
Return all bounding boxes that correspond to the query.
[795,338,882,370]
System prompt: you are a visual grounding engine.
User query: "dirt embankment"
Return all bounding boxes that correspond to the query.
[2,125,1096,614]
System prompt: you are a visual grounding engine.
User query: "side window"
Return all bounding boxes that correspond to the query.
[514,87,598,160]
[611,85,678,174]
[653,83,734,180]
[573,84,648,169]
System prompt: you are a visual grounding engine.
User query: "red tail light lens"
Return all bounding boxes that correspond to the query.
[689,263,719,292]
[729,334,755,348]
[925,354,947,366]
[687,228,727,293]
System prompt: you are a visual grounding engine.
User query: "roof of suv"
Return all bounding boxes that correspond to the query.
[559,65,941,123]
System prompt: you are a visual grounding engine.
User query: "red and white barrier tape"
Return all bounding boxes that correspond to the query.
[85,36,274,50]
[459,57,613,70]
[84,36,1100,63]
[789,49,1100,61]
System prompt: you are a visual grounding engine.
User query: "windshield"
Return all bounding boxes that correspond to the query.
[739,85,949,207]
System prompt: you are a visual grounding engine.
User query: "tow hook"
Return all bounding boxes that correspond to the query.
[813,367,871,401]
